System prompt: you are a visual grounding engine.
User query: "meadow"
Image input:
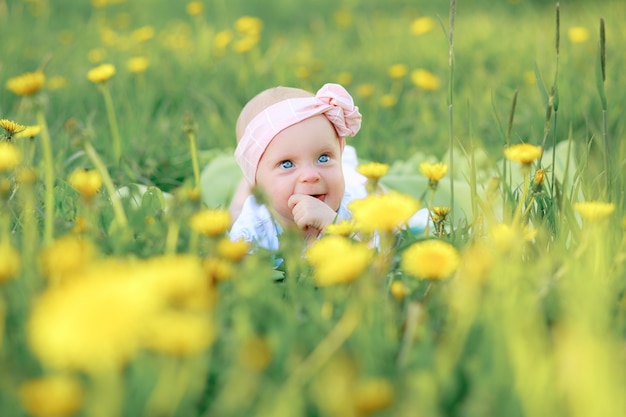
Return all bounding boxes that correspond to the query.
[0,0,625,416]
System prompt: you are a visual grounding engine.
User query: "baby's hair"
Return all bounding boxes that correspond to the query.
[236,86,314,143]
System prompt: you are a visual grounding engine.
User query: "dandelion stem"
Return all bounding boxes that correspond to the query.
[98,84,122,165]
[186,128,201,190]
[36,109,55,245]
[84,141,127,227]
[447,0,456,234]
[165,221,180,254]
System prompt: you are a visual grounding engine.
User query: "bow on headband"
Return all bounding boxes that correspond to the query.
[235,83,362,185]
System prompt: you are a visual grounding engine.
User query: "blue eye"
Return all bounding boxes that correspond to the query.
[279,160,294,169]
[318,154,330,163]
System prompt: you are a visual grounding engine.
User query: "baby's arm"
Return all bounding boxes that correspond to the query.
[288,194,341,237]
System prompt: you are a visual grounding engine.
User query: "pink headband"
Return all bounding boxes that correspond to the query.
[235,83,362,185]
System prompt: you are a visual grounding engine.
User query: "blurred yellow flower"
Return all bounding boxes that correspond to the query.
[390,280,408,300]
[86,63,116,83]
[0,119,26,136]
[306,235,372,286]
[40,235,98,282]
[214,30,233,50]
[217,238,249,261]
[68,168,102,201]
[203,256,235,282]
[356,83,374,98]
[388,63,408,79]
[87,48,107,64]
[431,206,451,222]
[127,56,149,73]
[235,16,263,36]
[349,192,421,233]
[27,263,160,371]
[131,25,155,43]
[410,16,434,35]
[568,26,589,43]
[232,35,259,54]
[6,70,46,96]
[504,143,542,165]
[143,310,215,356]
[353,378,395,415]
[488,223,536,253]
[379,94,398,108]
[523,70,536,86]
[15,166,37,185]
[15,125,42,139]
[574,201,615,222]
[533,168,545,188]
[357,162,390,181]
[19,375,84,417]
[46,76,68,91]
[238,335,273,371]
[325,219,356,237]
[419,161,448,183]
[0,241,20,284]
[333,8,353,27]
[295,66,311,79]
[411,69,440,90]
[402,239,460,280]
[337,72,352,86]
[189,208,230,236]
[0,141,23,172]
[186,1,204,16]
[456,242,493,283]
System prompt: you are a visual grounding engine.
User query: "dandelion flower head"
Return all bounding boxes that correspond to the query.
[0,241,21,284]
[19,375,84,417]
[349,192,421,233]
[419,161,448,182]
[189,208,231,236]
[6,71,46,96]
[357,162,390,181]
[0,141,22,172]
[574,201,615,222]
[504,143,542,165]
[306,235,373,286]
[86,63,116,83]
[402,239,460,280]
[0,119,26,136]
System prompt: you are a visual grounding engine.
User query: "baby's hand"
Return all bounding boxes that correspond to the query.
[288,194,338,236]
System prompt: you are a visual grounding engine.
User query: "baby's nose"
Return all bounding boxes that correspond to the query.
[299,165,321,182]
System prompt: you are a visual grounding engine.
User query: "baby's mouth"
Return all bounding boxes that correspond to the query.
[310,194,325,201]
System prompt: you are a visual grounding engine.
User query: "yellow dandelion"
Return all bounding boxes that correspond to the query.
[504,143,542,165]
[402,239,460,280]
[87,48,107,64]
[411,69,440,91]
[431,206,451,222]
[487,223,535,253]
[87,63,116,83]
[357,162,390,181]
[349,192,421,233]
[68,168,103,201]
[337,72,352,86]
[0,119,26,136]
[238,335,273,372]
[142,310,214,356]
[410,16,434,35]
[523,71,536,86]
[40,236,98,282]
[15,125,42,139]
[0,141,23,172]
[568,26,589,43]
[0,241,21,284]
[353,378,395,416]
[333,8,353,28]
[27,264,160,372]
[533,168,546,188]
[388,63,408,79]
[189,208,231,236]
[574,201,615,222]
[131,25,155,42]
[390,280,408,301]
[47,76,68,91]
[203,256,235,282]
[306,235,373,286]
[6,71,46,96]
[455,242,493,283]
[232,35,259,54]
[127,56,149,73]
[14,166,37,185]
[186,1,204,16]
[235,16,263,36]
[140,254,208,305]
[325,219,356,237]
[19,375,84,417]
[213,30,233,49]
[379,94,398,108]
[217,238,249,261]
[356,83,374,98]
[419,161,448,183]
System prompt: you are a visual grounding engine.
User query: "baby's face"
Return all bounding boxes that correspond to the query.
[255,115,345,227]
